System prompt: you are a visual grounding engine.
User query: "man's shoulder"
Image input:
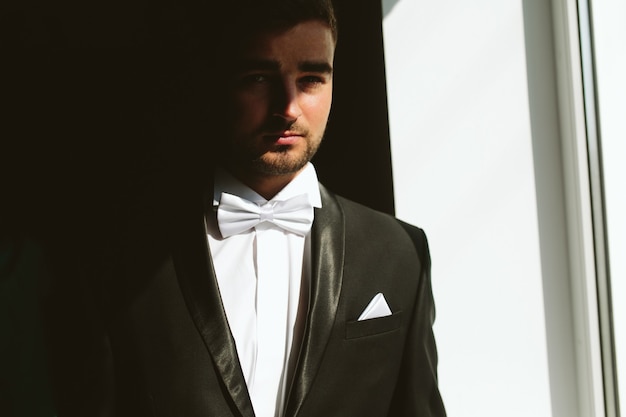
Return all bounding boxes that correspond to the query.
[321,185,422,230]
[320,184,429,263]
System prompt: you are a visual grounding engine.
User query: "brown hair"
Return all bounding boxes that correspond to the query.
[222,0,337,44]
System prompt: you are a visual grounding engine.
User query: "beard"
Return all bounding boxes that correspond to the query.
[248,139,319,175]
[223,122,325,178]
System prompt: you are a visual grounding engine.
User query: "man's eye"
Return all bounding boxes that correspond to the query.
[241,74,269,85]
[300,75,324,86]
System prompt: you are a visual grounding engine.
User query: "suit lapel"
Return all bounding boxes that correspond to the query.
[284,184,345,416]
[172,195,255,417]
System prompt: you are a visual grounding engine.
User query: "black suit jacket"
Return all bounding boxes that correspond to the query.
[89,183,445,417]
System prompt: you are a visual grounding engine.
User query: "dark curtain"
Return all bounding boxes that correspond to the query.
[316,0,395,215]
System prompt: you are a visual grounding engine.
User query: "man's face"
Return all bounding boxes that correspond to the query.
[222,19,335,180]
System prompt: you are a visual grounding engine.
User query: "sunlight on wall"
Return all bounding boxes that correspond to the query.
[383,2,553,416]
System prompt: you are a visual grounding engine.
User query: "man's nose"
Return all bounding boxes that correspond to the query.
[273,82,302,122]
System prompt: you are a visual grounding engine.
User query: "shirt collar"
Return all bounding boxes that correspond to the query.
[212,163,322,209]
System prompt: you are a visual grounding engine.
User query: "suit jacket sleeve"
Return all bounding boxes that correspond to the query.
[389,221,446,417]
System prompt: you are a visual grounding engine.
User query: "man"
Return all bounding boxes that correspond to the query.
[88,1,446,416]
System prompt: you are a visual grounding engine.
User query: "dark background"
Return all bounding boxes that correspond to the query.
[1,3,394,413]
[3,0,394,234]
[314,0,395,215]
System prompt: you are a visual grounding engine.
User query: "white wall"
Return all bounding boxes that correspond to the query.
[382,1,554,416]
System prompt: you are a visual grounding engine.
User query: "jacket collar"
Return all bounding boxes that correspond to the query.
[283,183,345,416]
[172,194,255,417]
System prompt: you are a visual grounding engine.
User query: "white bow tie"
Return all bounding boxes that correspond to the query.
[217,192,314,238]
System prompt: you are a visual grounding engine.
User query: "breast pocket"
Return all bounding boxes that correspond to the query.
[345,311,404,339]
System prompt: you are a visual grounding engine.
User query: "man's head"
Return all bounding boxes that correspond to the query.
[216,0,337,198]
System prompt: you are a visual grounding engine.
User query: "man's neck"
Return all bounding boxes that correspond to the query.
[224,168,305,201]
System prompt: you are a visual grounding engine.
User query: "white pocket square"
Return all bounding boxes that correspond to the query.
[357,293,392,321]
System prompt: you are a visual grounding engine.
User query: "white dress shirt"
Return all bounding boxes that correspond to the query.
[206,163,322,417]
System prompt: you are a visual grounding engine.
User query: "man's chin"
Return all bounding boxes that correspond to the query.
[250,154,310,177]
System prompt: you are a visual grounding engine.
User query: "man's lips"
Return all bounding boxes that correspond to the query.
[263,131,303,145]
